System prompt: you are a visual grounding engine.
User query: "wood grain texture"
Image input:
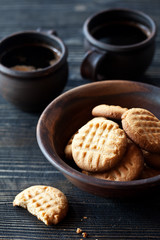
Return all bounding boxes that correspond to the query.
[0,0,160,239]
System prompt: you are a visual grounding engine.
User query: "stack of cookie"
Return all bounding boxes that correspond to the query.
[65,104,160,181]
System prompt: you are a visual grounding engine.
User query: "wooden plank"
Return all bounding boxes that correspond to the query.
[0,0,160,239]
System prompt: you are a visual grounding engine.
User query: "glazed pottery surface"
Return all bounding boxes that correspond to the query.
[0,30,68,112]
[81,8,156,81]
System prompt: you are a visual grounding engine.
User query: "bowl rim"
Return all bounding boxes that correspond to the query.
[36,80,160,190]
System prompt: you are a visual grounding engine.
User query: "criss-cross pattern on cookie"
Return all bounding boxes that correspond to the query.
[72,118,127,172]
[122,108,160,152]
[13,185,68,225]
[83,141,144,181]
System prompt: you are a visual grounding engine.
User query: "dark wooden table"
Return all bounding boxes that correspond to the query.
[1,0,160,239]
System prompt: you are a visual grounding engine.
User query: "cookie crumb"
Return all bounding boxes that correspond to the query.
[76,228,82,234]
[82,232,88,238]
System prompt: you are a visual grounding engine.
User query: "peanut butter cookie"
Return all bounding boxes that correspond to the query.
[83,141,144,181]
[72,117,127,172]
[13,185,68,225]
[122,108,160,152]
[92,104,128,120]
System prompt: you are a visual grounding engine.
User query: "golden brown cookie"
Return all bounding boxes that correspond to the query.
[140,164,160,179]
[83,141,144,181]
[143,150,160,169]
[64,118,106,161]
[122,108,160,153]
[13,185,68,225]
[92,104,128,120]
[72,117,127,172]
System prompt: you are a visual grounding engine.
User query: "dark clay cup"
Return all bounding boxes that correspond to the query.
[81,8,157,81]
[0,30,68,112]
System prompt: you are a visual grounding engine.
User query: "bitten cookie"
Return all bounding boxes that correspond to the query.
[72,117,127,172]
[13,185,68,225]
[92,104,128,120]
[83,141,144,181]
[122,108,160,153]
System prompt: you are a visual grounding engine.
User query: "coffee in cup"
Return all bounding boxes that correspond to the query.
[81,8,157,81]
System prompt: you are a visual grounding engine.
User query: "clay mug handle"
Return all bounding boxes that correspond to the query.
[80,49,105,81]
[36,28,58,36]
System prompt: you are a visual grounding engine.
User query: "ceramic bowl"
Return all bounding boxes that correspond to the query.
[36,80,160,198]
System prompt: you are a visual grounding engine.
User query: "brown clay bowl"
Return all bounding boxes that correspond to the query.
[36,80,160,198]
